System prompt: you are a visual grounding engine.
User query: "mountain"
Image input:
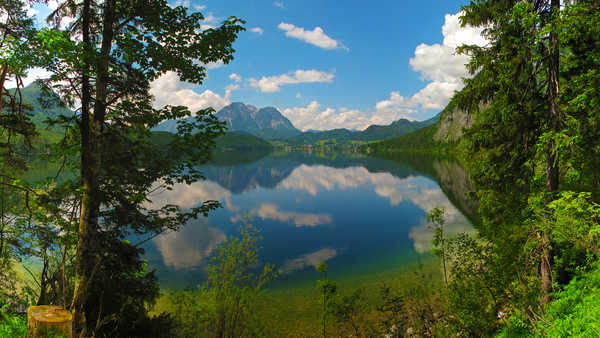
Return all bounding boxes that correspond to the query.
[154,102,301,140]
[7,82,73,128]
[363,100,471,153]
[361,114,439,141]
[217,103,301,139]
[2,83,75,147]
[284,113,439,145]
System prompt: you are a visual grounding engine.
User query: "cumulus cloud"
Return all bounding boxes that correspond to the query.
[375,11,487,114]
[171,0,190,8]
[229,73,242,82]
[281,101,415,131]
[193,4,206,10]
[250,27,264,35]
[281,248,337,274]
[224,84,239,101]
[150,71,230,112]
[5,68,52,89]
[202,60,223,69]
[250,69,334,93]
[278,22,347,50]
[274,1,285,8]
[199,12,220,30]
[47,0,59,11]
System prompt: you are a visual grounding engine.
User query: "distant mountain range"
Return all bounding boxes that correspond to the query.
[14,83,443,149]
[284,114,439,145]
[154,102,301,140]
[155,101,439,144]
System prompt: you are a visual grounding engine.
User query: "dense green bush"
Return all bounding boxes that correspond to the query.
[497,264,600,337]
[0,312,27,338]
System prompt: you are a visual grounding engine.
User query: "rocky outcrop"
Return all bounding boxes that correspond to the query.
[433,105,474,143]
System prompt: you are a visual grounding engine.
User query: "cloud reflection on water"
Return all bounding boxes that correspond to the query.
[279,163,474,252]
[281,248,338,274]
[147,180,239,211]
[147,158,475,271]
[154,218,225,269]
[231,203,333,227]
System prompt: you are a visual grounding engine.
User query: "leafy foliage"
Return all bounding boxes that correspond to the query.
[170,221,278,337]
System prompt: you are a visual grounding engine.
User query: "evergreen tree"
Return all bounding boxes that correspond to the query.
[456,0,600,314]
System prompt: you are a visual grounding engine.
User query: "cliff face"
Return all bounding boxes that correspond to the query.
[433,105,475,143]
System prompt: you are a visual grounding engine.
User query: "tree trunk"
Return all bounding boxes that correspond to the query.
[541,0,561,304]
[71,0,96,335]
[0,63,8,113]
[71,0,117,335]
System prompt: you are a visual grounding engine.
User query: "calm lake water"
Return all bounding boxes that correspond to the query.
[140,151,478,290]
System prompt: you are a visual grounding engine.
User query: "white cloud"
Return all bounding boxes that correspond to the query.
[193,4,206,10]
[37,1,75,30]
[296,92,302,99]
[229,73,242,82]
[5,68,52,89]
[224,84,239,101]
[250,27,264,35]
[203,60,223,69]
[169,0,190,8]
[375,11,487,114]
[282,101,415,131]
[204,13,219,24]
[21,2,38,17]
[48,0,59,11]
[281,248,337,274]
[250,69,334,93]
[199,12,219,30]
[278,22,347,50]
[274,1,285,8]
[150,71,230,113]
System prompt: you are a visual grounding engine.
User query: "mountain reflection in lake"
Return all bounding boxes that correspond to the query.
[140,152,477,289]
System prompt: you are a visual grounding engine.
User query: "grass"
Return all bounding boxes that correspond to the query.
[0,312,27,338]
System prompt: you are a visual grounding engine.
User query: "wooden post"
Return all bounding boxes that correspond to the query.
[27,305,73,338]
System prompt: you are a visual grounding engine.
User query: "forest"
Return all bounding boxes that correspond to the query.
[1,0,600,337]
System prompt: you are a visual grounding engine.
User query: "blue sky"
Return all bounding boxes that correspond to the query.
[25,0,488,131]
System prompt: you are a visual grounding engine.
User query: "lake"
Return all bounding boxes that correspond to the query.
[141,151,478,290]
